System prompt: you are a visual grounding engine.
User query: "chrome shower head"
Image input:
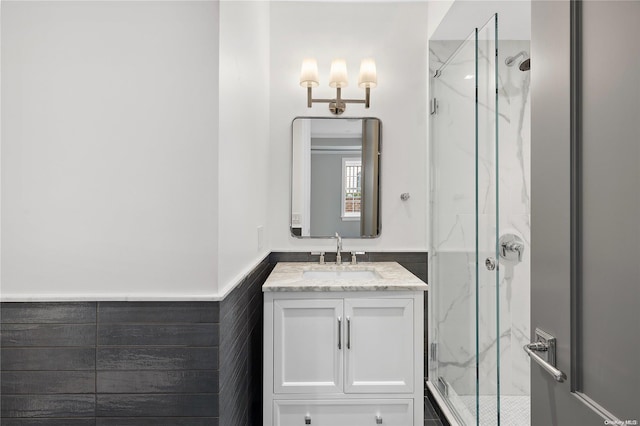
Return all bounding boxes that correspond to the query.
[505,51,530,71]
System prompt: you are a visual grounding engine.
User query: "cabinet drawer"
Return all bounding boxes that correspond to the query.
[274,399,414,426]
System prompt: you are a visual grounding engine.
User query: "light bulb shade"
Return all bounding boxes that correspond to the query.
[329,59,349,88]
[358,58,377,89]
[299,58,319,88]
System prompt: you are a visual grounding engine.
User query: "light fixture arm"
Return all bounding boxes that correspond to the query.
[306,86,371,115]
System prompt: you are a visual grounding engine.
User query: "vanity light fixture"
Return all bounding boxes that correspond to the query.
[300,58,377,115]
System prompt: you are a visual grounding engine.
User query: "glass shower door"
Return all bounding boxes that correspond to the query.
[429,14,499,426]
[476,14,500,426]
[430,28,479,425]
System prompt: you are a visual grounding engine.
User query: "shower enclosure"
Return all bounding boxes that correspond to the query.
[428,6,531,426]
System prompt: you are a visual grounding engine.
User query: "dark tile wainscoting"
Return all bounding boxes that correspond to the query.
[0,251,428,425]
[219,258,274,426]
[0,301,221,425]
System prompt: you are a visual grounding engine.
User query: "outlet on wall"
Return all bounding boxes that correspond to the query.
[257,225,264,250]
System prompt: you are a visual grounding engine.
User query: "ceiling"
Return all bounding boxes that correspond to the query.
[431,0,531,41]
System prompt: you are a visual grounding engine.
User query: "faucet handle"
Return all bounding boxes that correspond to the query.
[351,252,365,265]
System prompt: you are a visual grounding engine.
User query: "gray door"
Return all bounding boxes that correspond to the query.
[531,1,640,425]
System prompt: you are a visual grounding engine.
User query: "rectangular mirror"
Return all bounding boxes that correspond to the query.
[291,117,381,238]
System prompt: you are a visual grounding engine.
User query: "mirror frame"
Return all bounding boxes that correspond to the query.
[290,116,382,239]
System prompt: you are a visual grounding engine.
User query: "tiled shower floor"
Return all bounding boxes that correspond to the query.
[459,395,530,426]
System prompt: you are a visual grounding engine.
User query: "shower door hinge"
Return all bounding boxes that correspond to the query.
[430,98,438,115]
[430,342,437,361]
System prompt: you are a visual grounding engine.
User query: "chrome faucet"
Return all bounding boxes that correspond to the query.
[335,232,342,265]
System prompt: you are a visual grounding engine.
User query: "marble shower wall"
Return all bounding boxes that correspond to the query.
[496,40,531,397]
[429,39,531,398]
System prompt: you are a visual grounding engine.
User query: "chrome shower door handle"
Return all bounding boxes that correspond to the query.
[523,328,567,382]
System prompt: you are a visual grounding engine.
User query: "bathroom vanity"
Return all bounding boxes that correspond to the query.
[263,262,428,426]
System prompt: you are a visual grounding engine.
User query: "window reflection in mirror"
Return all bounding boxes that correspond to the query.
[291,117,381,238]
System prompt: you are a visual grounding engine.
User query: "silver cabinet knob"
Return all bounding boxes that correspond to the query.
[376,414,383,424]
[305,414,311,424]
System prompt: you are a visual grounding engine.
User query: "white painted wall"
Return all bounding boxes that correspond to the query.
[268,1,430,252]
[1,1,220,299]
[427,0,455,39]
[1,0,442,300]
[217,0,271,297]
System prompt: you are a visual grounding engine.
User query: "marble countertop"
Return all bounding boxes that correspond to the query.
[262,262,428,292]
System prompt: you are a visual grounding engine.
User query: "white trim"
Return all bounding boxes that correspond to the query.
[340,216,360,221]
[341,157,362,220]
[310,132,362,139]
[311,145,362,151]
[0,294,224,302]
[214,250,271,300]
[312,150,360,155]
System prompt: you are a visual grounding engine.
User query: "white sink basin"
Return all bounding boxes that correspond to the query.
[303,270,379,280]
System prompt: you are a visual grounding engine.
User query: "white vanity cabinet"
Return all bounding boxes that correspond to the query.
[263,262,428,426]
[272,297,414,395]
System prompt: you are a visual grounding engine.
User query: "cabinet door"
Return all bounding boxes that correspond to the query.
[273,299,343,394]
[344,298,414,393]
